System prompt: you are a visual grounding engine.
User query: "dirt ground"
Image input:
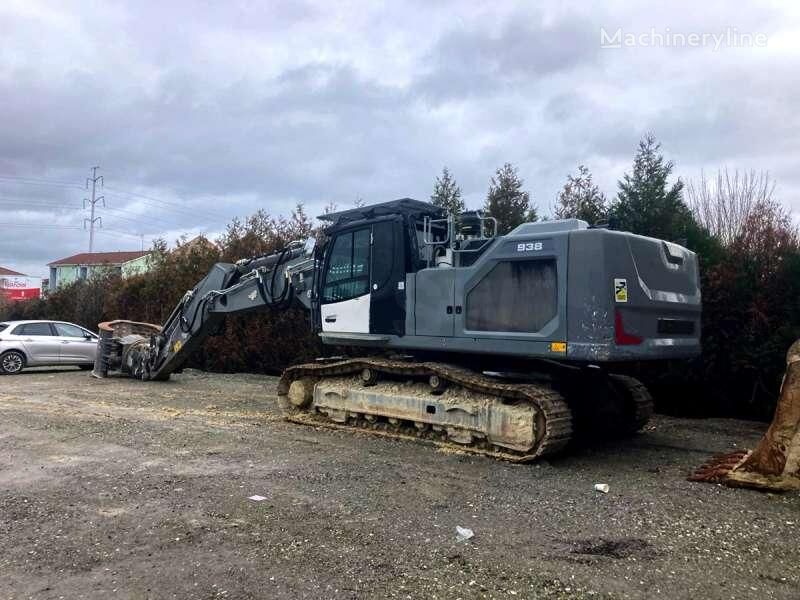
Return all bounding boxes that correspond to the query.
[0,368,798,600]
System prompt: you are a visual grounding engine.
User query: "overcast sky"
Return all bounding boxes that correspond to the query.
[1,0,798,277]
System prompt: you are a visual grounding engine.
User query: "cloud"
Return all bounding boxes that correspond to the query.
[0,0,798,278]
[418,16,600,101]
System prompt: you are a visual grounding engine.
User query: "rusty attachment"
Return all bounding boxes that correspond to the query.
[690,339,800,492]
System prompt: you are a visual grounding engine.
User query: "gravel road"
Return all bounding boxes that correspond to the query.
[0,368,798,600]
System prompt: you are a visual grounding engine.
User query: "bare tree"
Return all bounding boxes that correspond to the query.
[686,168,776,246]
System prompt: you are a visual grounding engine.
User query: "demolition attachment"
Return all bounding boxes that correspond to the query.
[92,239,316,381]
[92,320,163,379]
[690,339,800,492]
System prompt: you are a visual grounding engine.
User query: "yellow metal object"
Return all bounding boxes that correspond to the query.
[172,340,183,353]
[550,341,567,353]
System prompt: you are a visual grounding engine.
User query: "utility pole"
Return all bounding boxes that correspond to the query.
[84,166,104,253]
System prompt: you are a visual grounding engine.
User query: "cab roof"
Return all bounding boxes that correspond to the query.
[319,198,443,227]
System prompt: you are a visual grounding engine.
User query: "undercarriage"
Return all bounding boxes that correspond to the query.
[278,357,652,461]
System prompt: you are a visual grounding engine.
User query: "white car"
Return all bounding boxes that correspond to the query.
[0,320,99,375]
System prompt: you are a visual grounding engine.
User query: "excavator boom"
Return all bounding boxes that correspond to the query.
[93,241,315,380]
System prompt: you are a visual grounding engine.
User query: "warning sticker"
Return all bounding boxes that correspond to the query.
[614,278,628,303]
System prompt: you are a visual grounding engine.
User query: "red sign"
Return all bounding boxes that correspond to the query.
[0,276,41,301]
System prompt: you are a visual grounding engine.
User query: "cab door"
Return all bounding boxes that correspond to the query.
[319,218,406,336]
[368,218,406,335]
[320,227,372,333]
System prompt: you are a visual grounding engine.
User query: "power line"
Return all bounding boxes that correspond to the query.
[0,173,230,223]
[102,191,215,221]
[0,222,84,230]
[104,186,229,220]
[0,197,189,233]
[0,199,81,211]
[0,174,83,189]
[0,222,151,242]
[101,202,188,228]
[96,228,155,242]
[0,196,180,229]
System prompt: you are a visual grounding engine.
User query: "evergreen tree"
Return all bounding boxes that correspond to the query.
[612,133,693,240]
[484,163,537,234]
[554,164,608,224]
[430,167,464,216]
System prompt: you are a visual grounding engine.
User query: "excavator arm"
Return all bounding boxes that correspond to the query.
[92,239,317,381]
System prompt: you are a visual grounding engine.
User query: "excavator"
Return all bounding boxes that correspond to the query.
[92,198,703,462]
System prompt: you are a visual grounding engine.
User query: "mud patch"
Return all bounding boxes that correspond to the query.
[570,537,655,560]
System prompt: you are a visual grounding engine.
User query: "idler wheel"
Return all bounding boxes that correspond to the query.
[428,374,447,394]
[361,368,378,387]
[288,378,314,408]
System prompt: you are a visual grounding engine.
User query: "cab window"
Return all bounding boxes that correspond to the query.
[323,228,370,303]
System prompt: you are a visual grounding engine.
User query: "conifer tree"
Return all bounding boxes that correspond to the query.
[484,163,537,234]
[612,133,693,240]
[430,167,464,216]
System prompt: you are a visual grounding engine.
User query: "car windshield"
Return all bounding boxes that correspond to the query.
[0,323,7,332]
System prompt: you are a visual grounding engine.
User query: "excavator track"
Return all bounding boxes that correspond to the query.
[608,374,654,435]
[277,358,573,462]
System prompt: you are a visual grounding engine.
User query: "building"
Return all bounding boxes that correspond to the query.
[0,266,42,301]
[172,235,220,258]
[47,251,153,291]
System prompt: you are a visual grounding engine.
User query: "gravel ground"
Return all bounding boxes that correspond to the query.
[0,367,798,600]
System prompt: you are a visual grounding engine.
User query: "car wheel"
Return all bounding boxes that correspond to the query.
[0,351,25,375]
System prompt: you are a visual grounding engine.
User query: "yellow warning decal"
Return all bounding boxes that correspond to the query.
[172,340,183,353]
[550,341,567,353]
[614,278,628,303]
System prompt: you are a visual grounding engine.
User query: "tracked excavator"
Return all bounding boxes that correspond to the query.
[92,198,702,461]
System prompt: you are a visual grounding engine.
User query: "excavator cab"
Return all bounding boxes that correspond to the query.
[314,199,503,344]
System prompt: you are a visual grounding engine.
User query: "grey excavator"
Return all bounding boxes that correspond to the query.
[93,199,702,461]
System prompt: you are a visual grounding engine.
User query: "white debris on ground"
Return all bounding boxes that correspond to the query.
[456,526,474,541]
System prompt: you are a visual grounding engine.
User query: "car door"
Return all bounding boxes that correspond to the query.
[53,322,98,364]
[12,322,61,365]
